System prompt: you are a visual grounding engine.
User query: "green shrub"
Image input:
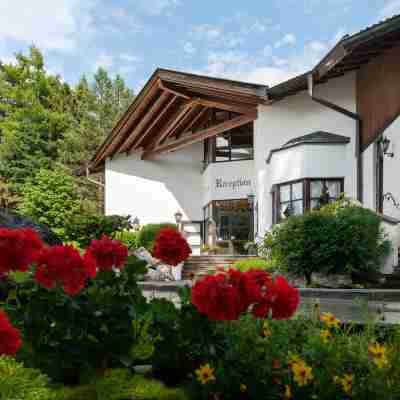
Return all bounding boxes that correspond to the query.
[114,230,138,251]
[264,205,391,285]
[5,255,148,384]
[136,223,177,251]
[0,356,53,400]
[18,167,81,235]
[63,214,132,248]
[52,385,97,400]
[232,258,274,272]
[95,369,188,400]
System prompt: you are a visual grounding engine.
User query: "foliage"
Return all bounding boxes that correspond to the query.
[0,47,134,211]
[232,258,274,272]
[149,293,220,386]
[153,228,192,266]
[63,214,132,248]
[18,168,81,235]
[136,223,177,251]
[187,313,400,400]
[114,230,139,251]
[3,230,148,383]
[95,369,188,400]
[264,204,391,284]
[0,356,53,400]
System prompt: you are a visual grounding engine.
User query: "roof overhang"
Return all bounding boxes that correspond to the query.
[90,69,269,172]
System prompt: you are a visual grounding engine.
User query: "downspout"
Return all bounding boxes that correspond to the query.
[307,73,363,202]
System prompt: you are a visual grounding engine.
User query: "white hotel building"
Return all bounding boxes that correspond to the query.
[90,16,400,272]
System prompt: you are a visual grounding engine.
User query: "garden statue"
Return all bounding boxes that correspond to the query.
[134,247,182,281]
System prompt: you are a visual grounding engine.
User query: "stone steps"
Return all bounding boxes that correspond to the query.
[182,255,257,279]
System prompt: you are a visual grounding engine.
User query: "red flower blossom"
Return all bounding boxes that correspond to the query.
[35,245,96,295]
[0,310,22,356]
[86,235,128,271]
[192,269,298,321]
[153,228,191,266]
[0,228,44,275]
[192,274,244,320]
[253,275,299,320]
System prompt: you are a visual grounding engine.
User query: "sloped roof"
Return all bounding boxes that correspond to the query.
[269,14,400,101]
[266,131,350,163]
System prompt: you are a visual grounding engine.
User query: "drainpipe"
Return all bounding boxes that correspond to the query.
[307,73,363,202]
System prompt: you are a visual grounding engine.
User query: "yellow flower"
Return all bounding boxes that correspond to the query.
[261,321,271,338]
[321,312,341,329]
[369,342,389,369]
[320,329,332,343]
[195,364,215,385]
[240,383,247,392]
[284,384,292,399]
[335,373,353,395]
[287,352,301,369]
[292,360,314,387]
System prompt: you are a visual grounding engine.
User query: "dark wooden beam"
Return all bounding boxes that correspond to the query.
[195,98,257,117]
[100,80,161,159]
[127,94,179,153]
[150,100,196,148]
[119,91,171,153]
[176,106,208,138]
[158,80,191,99]
[142,114,254,158]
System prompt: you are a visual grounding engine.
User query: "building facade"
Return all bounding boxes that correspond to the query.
[90,16,400,270]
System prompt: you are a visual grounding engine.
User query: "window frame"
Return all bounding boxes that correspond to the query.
[272,177,345,223]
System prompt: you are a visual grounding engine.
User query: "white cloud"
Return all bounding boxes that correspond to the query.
[137,0,181,15]
[183,42,196,56]
[274,33,297,48]
[332,28,347,44]
[191,24,222,42]
[379,0,400,18]
[120,54,144,63]
[94,54,115,70]
[0,0,95,51]
[307,41,327,53]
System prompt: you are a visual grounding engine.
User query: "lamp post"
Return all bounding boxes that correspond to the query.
[247,193,255,241]
[174,210,183,232]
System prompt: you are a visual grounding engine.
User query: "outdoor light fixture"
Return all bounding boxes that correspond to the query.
[174,210,183,224]
[381,136,394,158]
[247,192,255,207]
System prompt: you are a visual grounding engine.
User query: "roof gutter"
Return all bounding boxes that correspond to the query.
[307,73,363,202]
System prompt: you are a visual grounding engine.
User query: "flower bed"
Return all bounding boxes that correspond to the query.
[0,227,400,399]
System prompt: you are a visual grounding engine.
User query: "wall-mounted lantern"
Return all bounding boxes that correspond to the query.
[380,136,394,158]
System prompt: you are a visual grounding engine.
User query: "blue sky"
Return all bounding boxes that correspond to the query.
[0,0,399,92]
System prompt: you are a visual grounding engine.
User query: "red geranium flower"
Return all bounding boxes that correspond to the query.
[0,310,22,356]
[252,275,299,320]
[35,245,96,295]
[192,274,244,320]
[153,228,191,266]
[86,235,128,271]
[0,228,44,275]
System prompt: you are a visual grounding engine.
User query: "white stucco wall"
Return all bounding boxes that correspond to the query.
[202,160,255,205]
[382,115,400,220]
[269,144,352,187]
[254,73,358,234]
[105,142,204,224]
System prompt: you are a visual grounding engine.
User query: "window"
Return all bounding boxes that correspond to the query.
[273,178,344,223]
[204,123,253,166]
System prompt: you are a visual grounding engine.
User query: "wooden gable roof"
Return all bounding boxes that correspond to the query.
[90,69,269,171]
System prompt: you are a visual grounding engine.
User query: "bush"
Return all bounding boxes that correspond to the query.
[18,168,81,236]
[114,230,139,251]
[5,252,148,384]
[95,369,188,400]
[136,223,177,251]
[0,356,53,400]
[232,258,274,272]
[63,214,132,248]
[264,204,391,285]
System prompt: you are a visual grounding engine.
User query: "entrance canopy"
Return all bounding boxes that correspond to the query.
[90,69,268,171]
